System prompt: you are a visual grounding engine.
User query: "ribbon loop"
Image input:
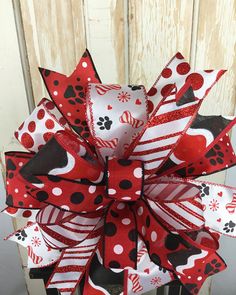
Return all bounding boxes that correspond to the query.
[15,98,71,152]
[106,158,144,202]
[4,50,235,295]
[86,84,148,159]
[37,204,103,249]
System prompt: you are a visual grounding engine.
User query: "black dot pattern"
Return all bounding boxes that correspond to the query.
[105,222,117,236]
[110,210,119,218]
[36,191,49,202]
[150,253,161,265]
[146,215,150,227]
[118,159,132,166]
[47,175,61,182]
[70,192,84,204]
[6,194,13,206]
[6,159,16,171]
[109,261,120,268]
[165,234,180,250]
[128,229,137,242]
[129,248,137,262]
[106,158,143,202]
[119,180,132,190]
[94,194,103,204]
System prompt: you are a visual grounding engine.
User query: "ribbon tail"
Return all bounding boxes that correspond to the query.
[6,222,61,268]
[144,178,204,232]
[168,248,226,294]
[39,49,101,144]
[46,235,101,295]
[104,202,138,269]
[125,81,201,179]
[175,133,236,178]
[127,240,174,295]
[185,179,236,237]
[165,229,224,294]
[3,207,39,220]
[133,199,188,270]
[154,114,236,178]
[148,196,205,232]
[82,251,125,295]
[133,198,226,295]
[83,271,111,295]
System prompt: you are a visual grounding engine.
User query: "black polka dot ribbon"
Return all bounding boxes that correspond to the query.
[106,157,144,202]
[5,127,226,295]
[4,49,236,295]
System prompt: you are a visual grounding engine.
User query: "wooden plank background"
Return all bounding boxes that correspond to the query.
[0,0,235,294]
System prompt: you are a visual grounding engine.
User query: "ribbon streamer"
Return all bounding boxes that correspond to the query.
[3,49,236,295]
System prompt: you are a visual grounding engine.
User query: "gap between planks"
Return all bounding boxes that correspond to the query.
[12,0,35,113]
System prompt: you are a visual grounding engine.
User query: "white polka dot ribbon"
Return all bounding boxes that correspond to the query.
[4,49,236,295]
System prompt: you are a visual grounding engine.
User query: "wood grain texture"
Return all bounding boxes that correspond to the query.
[24,268,46,295]
[0,0,29,163]
[195,0,236,115]
[84,0,126,83]
[0,1,31,293]
[5,1,236,294]
[128,0,194,88]
[20,0,86,104]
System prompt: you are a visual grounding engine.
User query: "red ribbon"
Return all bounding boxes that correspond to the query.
[5,128,226,294]
[5,49,234,295]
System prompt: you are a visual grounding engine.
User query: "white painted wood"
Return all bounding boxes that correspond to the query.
[0,1,41,293]
[24,268,46,295]
[84,0,126,84]
[128,0,194,88]
[0,173,28,295]
[195,0,236,116]
[3,1,236,295]
[0,0,29,160]
[20,0,87,104]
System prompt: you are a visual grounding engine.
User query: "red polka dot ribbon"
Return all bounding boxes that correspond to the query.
[4,50,236,295]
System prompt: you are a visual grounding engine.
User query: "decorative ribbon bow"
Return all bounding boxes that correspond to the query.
[4,50,236,295]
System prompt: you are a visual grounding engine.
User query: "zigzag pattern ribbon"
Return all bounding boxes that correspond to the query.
[3,50,236,295]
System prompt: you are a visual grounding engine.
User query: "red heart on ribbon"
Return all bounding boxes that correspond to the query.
[144,268,150,274]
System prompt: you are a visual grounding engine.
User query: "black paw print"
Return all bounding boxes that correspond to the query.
[206,144,224,166]
[158,266,167,273]
[128,84,142,91]
[204,259,222,275]
[73,119,90,138]
[223,220,236,233]
[97,116,112,130]
[185,283,199,294]
[198,183,210,197]
[15,229,28,241]
[64,84,85,105]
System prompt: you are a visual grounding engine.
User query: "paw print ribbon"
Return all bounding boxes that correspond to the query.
[4,50,236,295]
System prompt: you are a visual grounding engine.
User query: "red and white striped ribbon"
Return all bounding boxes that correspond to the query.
[226,194,236,214]
[95,84,121,95]
[128,274,143,293]
[37,205,102,249]
[95,137,118,149]
[119,111,145,128]
[27,245,43,265]
[47,234,101,295]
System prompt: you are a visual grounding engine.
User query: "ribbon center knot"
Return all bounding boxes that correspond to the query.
[106,157,144,202]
